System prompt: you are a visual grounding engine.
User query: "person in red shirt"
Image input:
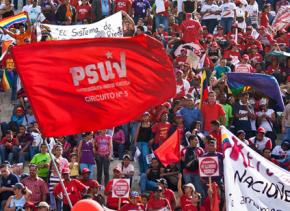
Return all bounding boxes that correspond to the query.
[155,178,176,209]
[78,168,101,196]
[234,54,255,73]
[184,192,206,211]
[114,0,132,15]
[76,0,92,23]
[104,166,128,210]
[147,186,171,211]
[53,168,88,211]
[260,4,271,29]
[180,13,202,44]
[177,173,196,211]
[248,45,263,65]
[209,120,223,153]
[150,110,171,150]
[0,130,19,163]
[120,191,145,211]
[201,91,226,133]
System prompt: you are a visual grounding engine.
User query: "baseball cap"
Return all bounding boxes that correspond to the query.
[82,132,93,137]
[113,166,122,173]
[37,201,49,208]
[257,127,266,134]
[82,168,91,174]
[91,180,101,188]
[62,168,70,174]
[212,42,219,47]
[157,178,168,186]
[237,130,246,135]
[130,191,140,198]
[16,107,24,113]
[123,154,131,160]
[183,183,196,191]
[14,183,25,190]
[158,24,165,29]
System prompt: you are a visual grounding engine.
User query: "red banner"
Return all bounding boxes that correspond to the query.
[12,35,176,136]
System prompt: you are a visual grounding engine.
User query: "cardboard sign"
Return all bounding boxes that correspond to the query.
[198,156,219,177]
[112,179,130,198]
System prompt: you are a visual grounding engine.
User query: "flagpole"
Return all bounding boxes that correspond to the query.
[209,176,213,210]
[44,138,73,209]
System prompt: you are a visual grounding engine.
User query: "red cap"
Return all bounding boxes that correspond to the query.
[62,168,70,174]
[186,13,192,20]
[242,54,249,60]
[113,166,122,172]
[257,127,266,134]
[91,180,101,188]
[16,107,24,113]
[162,102,171,109]
[82,168,91,174]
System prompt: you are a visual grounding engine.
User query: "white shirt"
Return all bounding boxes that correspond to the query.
[245,2,259,24]
[26,5,43,24]
[272,145,290,162]
[249,136,272,151]
[176,79,190,96]
[201,4,220,20]
[220,2,236,18]
[256,109,275,132]
[31,132,43,147]
[117,163,134,175]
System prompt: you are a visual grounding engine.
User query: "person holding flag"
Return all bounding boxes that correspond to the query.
[0,13,31,45]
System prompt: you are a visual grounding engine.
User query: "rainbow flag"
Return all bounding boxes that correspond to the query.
[2,69,14,91]
[0,12,27,28]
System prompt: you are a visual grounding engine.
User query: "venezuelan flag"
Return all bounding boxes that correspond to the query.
[2,69,14,91]
[0,12,27,28]
[199,70,209,108]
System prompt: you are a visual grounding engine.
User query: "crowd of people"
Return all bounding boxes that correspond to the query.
[0,0,289,210]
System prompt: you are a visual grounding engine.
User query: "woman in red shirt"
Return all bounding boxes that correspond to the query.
[177,173,195,211]
[76,0,92,23]
[260,4,271,28]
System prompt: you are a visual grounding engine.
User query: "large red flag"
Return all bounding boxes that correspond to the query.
[154,130,180,167]
[12,35,176,137]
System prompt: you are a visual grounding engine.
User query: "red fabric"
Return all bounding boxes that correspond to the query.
[184,204,206,211]
[181,19,202,43]
[12,35,176,137]
[147,197,171,210]
[53,179,86,205]
[154,130,180,167]
[76,4,92,21]
[260,12,269,27]
[120,203,145,211]
[152,122,171,145]
[114,0,132,13]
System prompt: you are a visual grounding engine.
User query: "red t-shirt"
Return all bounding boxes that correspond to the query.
[223,50,240,61]
[120,203,145,211]
[181,19,202,43]
[250,52,263,63]
[104,180,127,209]
[147,197,171,210]
[180,195,192,211]
[260,12,269,27]
[210,129,222,153]
[152,122,171,145]
[201,103,225,132]
[53,179,87,205]
[184,204,206,211]
[0,137,18,150]
[149,188,175,209]
[76,4,92,21]
[114,0,132,13]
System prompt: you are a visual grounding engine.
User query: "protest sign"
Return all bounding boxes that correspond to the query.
[41,12,123,40]
[221,126,290,211]
[112,179,130,198]
[199,156,219,177]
